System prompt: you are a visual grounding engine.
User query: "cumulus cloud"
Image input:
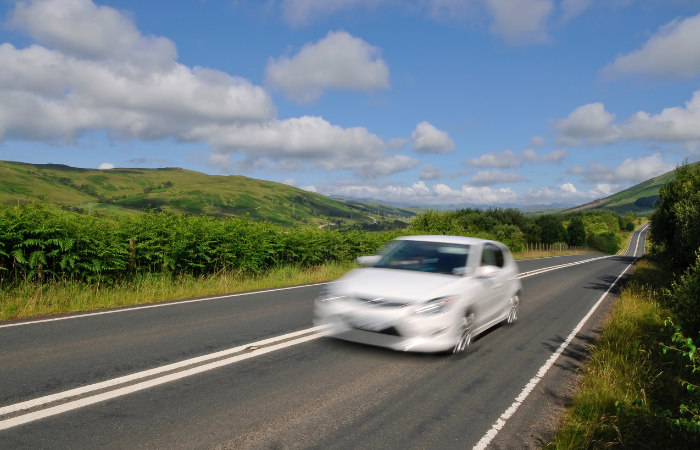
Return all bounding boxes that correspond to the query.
[411,121,455,153]
[0,0,413,179]
[521,148,568,164]
[466,149,520,168]
[265,30,390,103]
[559,0,592,23]
[466,148,566,168]
[468,169,530,186]
[565,153,675,183]
[316,180,518,206]
[187,116,418,177]
[0,0,274,144]
[485,0,554,45]
[419,163,443,180]
[554,91,700,146]
[521,182,614,205]
[603,12,700,79]
[98,162,114,169]
[530,135,546,147]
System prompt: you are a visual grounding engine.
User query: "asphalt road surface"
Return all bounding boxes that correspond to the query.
[0,225,649,449]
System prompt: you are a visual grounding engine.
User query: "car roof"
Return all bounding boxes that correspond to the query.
[395,235,490,245]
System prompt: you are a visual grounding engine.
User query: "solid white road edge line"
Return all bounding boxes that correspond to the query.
[0,324,330,417]
[0,282,331,329]
[0,329,331,431]
[472,241,643,450]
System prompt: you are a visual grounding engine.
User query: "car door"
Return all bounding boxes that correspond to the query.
[475,243,505,324]
[489,243,511,317]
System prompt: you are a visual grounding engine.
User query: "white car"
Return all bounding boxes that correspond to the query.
[313,235,522,354]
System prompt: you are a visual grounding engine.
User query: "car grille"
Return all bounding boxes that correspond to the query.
[353,297,408,307]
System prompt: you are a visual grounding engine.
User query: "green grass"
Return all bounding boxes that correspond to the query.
[0,160,416,228]
[546,258,699,449]
[0,261,358,321]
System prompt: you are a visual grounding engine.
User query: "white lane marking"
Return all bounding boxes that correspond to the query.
[517,256,611,279]
[0,282,331,329]
[472,257,643,449]
[0,325,329,417]
[0,330,331,431]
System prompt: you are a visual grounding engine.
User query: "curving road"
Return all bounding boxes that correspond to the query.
[0,225,649,449]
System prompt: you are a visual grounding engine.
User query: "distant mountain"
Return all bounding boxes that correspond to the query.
[0,161,415,228]
[566,167,679,216]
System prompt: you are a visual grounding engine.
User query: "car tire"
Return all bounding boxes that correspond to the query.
[453,313,474,354]
[507,293,520,324]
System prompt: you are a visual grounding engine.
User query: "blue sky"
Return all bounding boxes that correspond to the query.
[1,0,699,207]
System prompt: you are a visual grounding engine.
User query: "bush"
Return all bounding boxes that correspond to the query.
[665,253,700,338]
[567,216,587,246]
[651,161,700,272]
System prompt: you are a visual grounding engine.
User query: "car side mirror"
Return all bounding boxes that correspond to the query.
[475,265,499,278]
[356,255,381,266]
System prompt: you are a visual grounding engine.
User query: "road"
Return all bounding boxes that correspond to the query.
[0,225,649,449]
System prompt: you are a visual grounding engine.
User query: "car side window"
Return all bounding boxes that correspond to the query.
[481,246,496,266]
[482,244,504,268]
[492,246,504,268]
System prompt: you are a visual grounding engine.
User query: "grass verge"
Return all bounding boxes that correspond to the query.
[0,261,357,321]
[546,257,699,449]
[513,248,600,261]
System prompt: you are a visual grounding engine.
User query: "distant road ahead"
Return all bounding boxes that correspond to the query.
[0,225,649,449]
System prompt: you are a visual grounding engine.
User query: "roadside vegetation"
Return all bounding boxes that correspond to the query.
[548,161,700,449]
[1,198,637,321]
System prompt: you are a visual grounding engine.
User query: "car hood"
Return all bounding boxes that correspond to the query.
[334,267,466,303]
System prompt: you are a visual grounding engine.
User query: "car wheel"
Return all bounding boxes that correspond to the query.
[507,293,520,324]
[453,313,474,354]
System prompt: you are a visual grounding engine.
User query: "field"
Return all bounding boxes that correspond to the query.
[0,160,415,228]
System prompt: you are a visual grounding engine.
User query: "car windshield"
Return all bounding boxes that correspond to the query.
[374,240,470,276]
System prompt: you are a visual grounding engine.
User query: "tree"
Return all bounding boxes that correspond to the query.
[535,215,567,244]
[567,217,587,246]
[651,161,700,271]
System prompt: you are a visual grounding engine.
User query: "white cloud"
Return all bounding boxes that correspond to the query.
[98,162,114,169]
[565,153,675,183]
[485,0,554,45]
[466,149,520,168]
[554,91,700,146]
[419,163,443,180]
[265,30,389,103]
[530,135,546,147]
[0,0,413,179]
[187,116,418,177]
[521,182,614,205]
[316,180,518,206]
[282,178,297,186]
[603,12,700,79]
[0,0,274,143]
[521,148,568,164]
[411,121,455,153]
[468,169,530,186]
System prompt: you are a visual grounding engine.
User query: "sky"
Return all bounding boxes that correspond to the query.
[0,0,699,208]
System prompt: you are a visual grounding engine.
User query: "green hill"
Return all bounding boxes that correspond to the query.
[567,167,678,216]
[0,161,415,227]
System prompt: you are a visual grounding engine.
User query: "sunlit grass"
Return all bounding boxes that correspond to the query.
[546,258,698,449]
[0,261,357,321]
[513,248,599,260]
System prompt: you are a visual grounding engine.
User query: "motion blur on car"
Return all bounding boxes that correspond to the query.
[313,235,522,354]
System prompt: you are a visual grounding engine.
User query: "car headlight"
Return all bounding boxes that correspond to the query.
[414,295,459,315]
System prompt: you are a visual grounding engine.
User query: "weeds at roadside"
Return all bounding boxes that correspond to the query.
[0,261,357,321]
[546,258,699,449]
